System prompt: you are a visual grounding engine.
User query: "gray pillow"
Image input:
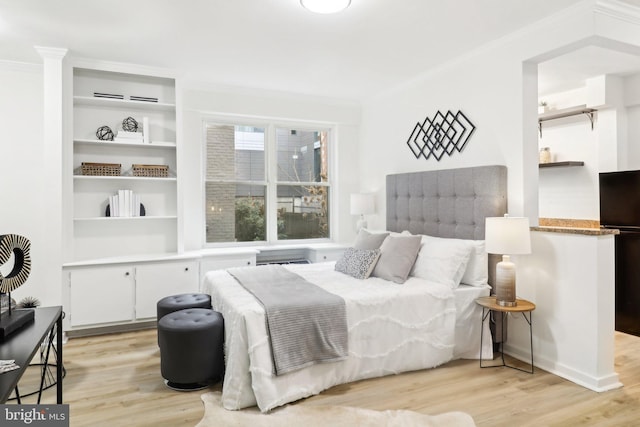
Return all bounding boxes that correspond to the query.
[335,247,381,279]
[372,234,422,284]
[353,229,389,250]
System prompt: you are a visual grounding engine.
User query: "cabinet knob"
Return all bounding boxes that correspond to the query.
[125,271,130,276]
[185,267,189,272]
[247,261,251,265]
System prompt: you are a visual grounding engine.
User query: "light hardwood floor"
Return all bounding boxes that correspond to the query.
[18,329,640,427]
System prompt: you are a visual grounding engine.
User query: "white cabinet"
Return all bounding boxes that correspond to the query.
[68,65,179,262]
[68,265,135,327]
[135,261,198,319]
[65,258,199,330]
[306,245,346,263]
[199,251,257,284]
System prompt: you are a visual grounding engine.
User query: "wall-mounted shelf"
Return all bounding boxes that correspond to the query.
[538,105,596,137]
[539,161,585,168]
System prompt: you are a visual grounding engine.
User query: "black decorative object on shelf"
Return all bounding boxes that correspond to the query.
[96,125,114,141]
[105,204,146,217]
[0,234,35,339]
[406,110,476,161]
[122,116,139,132]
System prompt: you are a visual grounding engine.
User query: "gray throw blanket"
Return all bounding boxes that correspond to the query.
[228,264,348,375]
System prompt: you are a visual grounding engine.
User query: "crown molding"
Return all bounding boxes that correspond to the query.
[0,60,41,73]
[594,0,640,25]
[34,46,69,60]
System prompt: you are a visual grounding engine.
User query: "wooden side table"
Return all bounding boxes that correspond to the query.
[476,296,535,374]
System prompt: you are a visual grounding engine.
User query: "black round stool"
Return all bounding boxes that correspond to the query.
[156,293,212,320]
[157,308,225,391]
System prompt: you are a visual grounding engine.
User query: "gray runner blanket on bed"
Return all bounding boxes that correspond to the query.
[228,264,348,375]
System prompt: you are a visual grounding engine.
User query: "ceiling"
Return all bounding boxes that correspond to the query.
[1,0,640,101]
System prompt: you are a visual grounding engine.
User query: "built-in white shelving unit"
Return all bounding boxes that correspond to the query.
[62,62,194,334]
[68,66,179,262]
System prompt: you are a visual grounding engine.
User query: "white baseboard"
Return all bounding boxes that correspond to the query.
[503,343,623,392]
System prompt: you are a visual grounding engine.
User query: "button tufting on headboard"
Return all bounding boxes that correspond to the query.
[386,165,507,240]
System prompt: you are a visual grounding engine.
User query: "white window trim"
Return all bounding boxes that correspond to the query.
[201,115,337,248]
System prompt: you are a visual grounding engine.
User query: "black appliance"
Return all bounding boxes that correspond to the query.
[599,170,640,337]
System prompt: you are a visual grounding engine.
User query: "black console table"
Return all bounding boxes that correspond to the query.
[0,306,63,403]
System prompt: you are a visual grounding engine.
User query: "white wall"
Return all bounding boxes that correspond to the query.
[509,231,620,391]
[0,61,51,305]
[358,0,640,391]
[179,83,362,251]
[623,73,640,170]
[537,75,633,220]
[538,114,599,219]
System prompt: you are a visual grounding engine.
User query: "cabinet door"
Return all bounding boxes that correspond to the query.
[199,255,256,283]
[69,266,135,327]
[135,261,199,319]
[307,247,346,263]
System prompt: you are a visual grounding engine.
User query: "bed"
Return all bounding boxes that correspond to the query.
[202,165,507,412]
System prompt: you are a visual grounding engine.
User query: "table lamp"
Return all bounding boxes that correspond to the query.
[350,194,375,231]
[485,215,531,307]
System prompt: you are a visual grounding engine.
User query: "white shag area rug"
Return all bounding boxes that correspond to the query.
[195,392,476,427]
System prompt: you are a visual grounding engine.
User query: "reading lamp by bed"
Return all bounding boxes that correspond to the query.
[485,215,531,307]
[350,193,375,231]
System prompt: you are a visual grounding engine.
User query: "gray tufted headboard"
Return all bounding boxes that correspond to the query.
[386,165,507,240]
[386,165,507,341]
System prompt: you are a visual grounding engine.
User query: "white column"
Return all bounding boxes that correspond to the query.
[35,46,68,306]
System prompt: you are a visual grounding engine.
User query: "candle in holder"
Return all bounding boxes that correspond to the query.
[539,147,551,164]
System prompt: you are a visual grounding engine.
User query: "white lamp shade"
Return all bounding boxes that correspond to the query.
[485,216,531,255]
[350,194,375,216]
[300,0,351,14]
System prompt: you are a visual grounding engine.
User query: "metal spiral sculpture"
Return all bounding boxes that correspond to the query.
[0,234,31,293]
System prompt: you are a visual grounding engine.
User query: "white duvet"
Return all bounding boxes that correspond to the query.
[202,262,492,412]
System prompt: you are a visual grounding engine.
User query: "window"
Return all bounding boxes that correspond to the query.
[204,122,331,244]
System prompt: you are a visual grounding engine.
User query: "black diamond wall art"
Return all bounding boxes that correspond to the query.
[406,110,476,161]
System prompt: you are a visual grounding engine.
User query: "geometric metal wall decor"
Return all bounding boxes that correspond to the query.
[406,110,476,161]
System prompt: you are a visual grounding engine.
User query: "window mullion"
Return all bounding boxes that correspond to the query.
[266,124,278,242]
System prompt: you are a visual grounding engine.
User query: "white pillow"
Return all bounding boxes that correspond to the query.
[460,240,488,287]
[410,235,473,288]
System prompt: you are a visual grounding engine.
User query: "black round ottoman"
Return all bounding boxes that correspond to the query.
[158,308,225,391]
[157,293,212,320]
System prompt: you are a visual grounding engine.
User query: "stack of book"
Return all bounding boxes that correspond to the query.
[108,190,142,217]
[113,117,150,144]
[114,130,143,143]
[0,359,19,374]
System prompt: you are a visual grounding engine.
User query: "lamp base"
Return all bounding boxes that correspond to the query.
[497,299,518,307]
[495,255,517,307]
[0,309,35,340]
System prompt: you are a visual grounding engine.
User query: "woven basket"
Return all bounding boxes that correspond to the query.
[132,164,169,178]
[81,162,121,176]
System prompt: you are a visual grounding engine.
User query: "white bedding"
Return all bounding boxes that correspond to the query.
[203,261,492,412]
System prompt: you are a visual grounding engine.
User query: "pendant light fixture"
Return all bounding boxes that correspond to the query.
[300,0,351,14]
